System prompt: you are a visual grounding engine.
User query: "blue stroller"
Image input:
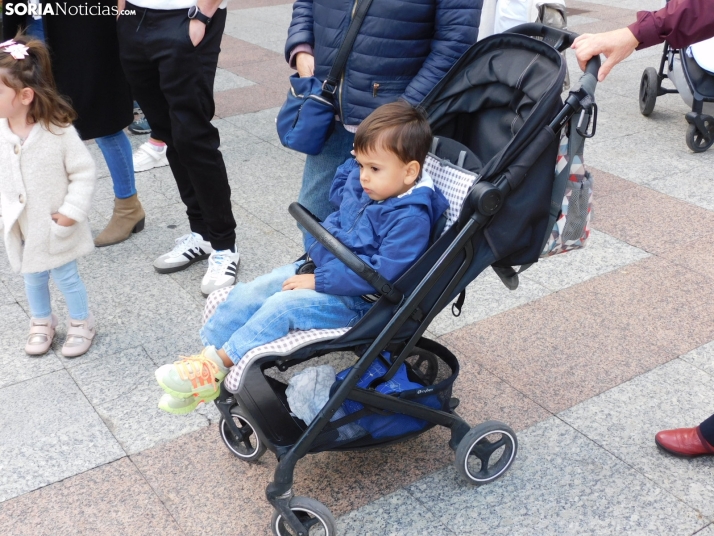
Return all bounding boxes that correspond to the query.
[205,24,600,535]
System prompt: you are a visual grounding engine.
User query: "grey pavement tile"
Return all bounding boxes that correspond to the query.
[224,5,294,51]
[560,359,714,519]
[337,489,455,536]
[144,330,204,368]
[522,229,650,292]
[644,164,714,212]
[67,345,155,406]
[94,378,209,456]
[214,67,255,92]
[0,280,17,306]
[578,0,663,14]
[697,525,714,536]
[0,370,125,502]
[681,340,714,378]
[428,269,551,337]
[407,417,705,536]
[0,303,64,390]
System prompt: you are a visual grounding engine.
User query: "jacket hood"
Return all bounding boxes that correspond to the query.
[386,170,450,229]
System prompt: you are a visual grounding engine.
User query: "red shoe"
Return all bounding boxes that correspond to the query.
[655,426,714,458]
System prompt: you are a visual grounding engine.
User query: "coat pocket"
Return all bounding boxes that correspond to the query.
[48,220,78,256]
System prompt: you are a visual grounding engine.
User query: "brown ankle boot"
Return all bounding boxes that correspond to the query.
[94,194,146,247]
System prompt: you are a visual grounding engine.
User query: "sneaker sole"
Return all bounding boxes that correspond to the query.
[154,252,211,274]
[201,257,241,298]
[134,159,169,173]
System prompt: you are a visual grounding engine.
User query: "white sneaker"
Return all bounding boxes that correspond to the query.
[201,248,240,296]
[154,232,213,274]
[133,142,169,172]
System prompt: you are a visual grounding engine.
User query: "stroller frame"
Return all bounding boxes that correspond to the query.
[640,40,714,152]
[213,24,601,536]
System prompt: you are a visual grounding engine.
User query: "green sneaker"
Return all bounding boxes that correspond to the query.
[155,347,229,399]
[158,392,219,415]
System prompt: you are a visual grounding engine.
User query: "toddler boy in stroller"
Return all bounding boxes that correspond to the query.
[154,101,449,414]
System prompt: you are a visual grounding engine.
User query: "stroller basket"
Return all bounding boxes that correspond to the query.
[210,23,601,536]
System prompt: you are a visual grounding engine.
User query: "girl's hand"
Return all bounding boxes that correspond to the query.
[282,274,316,291]
[51,213,76,227]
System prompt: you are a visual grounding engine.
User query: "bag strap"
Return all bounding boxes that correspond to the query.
[322,0,376,97]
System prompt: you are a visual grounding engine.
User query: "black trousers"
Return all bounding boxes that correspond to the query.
[700,413,714,446]
[117,4,236,250]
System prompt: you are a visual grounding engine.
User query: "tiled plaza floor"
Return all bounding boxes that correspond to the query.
[1,1,713,534]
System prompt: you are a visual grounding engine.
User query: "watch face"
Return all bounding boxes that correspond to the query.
[188,6,198,18]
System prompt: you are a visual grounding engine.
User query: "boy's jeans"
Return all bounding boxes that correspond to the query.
[200,262,372,364]
[23,261,90,320]
[95,130,136,200]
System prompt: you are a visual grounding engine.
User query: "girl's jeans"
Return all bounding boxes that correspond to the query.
[23,261,90,320]
[200,262,372,364]
[95,130,136,199]
[298,124,355,250]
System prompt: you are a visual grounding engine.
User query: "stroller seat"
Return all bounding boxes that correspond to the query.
[203,146,482,394]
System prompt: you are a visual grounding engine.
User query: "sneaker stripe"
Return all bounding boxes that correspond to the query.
[183,251,195,261]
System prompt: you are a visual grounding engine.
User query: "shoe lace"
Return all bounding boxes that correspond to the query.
[169,233,200,256]
[174,351,221,391]
[206,250,232,278]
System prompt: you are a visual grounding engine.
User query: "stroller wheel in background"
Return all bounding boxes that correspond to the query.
[271,496,336,536]
[685,118,714,153]
[640,67,659,116]
[455,420,518,485]
[219,406,267,463]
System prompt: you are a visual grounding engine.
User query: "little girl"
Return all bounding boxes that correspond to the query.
[0,36,97,358]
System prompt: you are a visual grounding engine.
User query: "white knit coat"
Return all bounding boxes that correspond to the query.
[0,119,96,274]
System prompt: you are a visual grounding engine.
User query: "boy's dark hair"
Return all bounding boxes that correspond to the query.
[354,101,432,167]
[0,34,77,128]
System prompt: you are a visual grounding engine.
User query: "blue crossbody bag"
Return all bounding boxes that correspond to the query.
[276,0,375,155]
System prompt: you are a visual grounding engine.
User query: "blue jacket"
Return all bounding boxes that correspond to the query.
[285,0,482,126]
[306,159,449,296]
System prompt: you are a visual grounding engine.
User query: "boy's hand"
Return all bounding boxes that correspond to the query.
[51,213,76,227]
[282,274,316,291]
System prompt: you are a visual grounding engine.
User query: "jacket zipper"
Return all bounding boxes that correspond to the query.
[338,0,359,121]
[346,201,371,234]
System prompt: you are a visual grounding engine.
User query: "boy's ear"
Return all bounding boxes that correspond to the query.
[19,87,34,106]
[404,160,420,185]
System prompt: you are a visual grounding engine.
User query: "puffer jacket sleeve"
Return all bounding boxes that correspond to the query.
[314,212,431,296]
[329,158,359,209]
[57,127,96,224]
[402,0,481,105]
[285,0,315,63]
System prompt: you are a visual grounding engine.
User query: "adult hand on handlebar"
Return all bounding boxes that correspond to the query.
[572,28,639,82]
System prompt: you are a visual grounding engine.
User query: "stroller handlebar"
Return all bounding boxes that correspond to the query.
[288,202,404,305]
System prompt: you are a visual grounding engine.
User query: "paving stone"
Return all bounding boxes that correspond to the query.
[428,268,550,337]
[579,0,671,13]
[337,489,455,536]
[94,378,209,456]
[560,359,714,519]
[697,525,714,536]
[0,458,182,536]
[645,164,714,212]
[0,370,124,502]
[680,340,714,378]
[522,229,650,291]
[407,417,705,536]
[0,303,64,390]
[224,5,295,52]
[214,67,255,92]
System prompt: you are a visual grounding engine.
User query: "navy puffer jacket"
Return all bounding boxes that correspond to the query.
[285,0,482,126]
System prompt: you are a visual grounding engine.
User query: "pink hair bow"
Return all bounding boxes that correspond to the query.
[0,40,30,60]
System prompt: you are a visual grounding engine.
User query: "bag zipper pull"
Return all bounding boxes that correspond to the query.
[373,83,380,97]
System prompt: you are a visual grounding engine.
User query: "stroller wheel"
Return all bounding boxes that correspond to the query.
[639,67,658,116]
[686,120,714,153]
[455,420,517,485]
[271,496,336,536]
[219,406,267,463]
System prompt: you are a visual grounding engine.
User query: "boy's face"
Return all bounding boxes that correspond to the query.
[354,145,420,201]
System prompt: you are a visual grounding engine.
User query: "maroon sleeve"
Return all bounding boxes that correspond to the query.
[627,0,714,50]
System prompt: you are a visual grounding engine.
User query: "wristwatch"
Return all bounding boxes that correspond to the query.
[187,5,211,25]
